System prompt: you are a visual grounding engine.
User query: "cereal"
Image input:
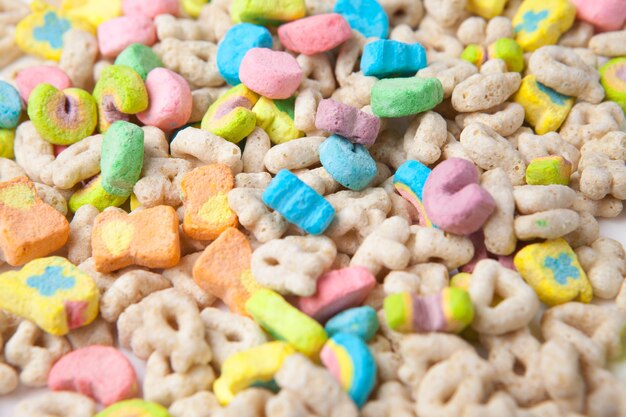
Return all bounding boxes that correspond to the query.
[319,135,377,191]
[513,74,575,134]
[262,169,335,235]
[408,225,475,270]
[321,332,377,407]
[200,84,259,144]
[296,266,376,322]
[48,345,138,405]
[137,68,193,131]
[0,256,98,335]
[514,238,593,305]
[193,227,257,315]
[575,238,626,300]
[92,65,149,132]
[91,205,180,272]
[97,15,156,58]
[361,39,427,78]
[228,187,288,242]
[246,289,328,358]
[279,13,352,56]
[371,77,444,118]
[27,84,98,145]
[13,392,96,417]
[59,29,99,90]
[512,0,576,51]
[333,0,389,39]
[96,399,170,417]
[325,306,379,341]
[383,287,474,334]
[117,288,212,372]
[133,156,192,209]
[578,151,626,200]
[451,72,521,112]
[180,164,237,241]
[480,168,516,256]
[251,235,336,297]
[422,157,495,235]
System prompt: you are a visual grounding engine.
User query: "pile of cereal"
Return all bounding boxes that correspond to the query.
[0,0,626,415]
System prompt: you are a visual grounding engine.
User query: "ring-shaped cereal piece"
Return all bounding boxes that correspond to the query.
[27,83,97,146]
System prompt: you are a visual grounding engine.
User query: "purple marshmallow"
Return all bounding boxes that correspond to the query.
[315,99,380,146]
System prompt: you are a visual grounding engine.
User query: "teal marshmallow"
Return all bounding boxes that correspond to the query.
[325,306,379,341]
[0,81,22,129]
[114,43,163,80]
[100,121,144,197]
[319,135,377,191]
[371,77,444,118]
[333,0,388,39]
[361,40,427,78]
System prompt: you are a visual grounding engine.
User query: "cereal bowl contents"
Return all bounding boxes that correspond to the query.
[1,0,626,415]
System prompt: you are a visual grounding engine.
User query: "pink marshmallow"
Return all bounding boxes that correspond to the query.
[48,346,138,406]
[137,68,192,131]
[296,266,376,323]
[570,0,626,32]
[278,13,353,55]
[16,66,72,102]
[315,99,381,146]
[97,16,156,58]
[239,48,303,99]
[122,0,180,19]
[423,158,496,235]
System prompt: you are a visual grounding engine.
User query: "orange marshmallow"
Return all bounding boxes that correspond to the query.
[192,227,259,315]
[91,205,180,273]
[0,176,69,266]
[181,164,238,241]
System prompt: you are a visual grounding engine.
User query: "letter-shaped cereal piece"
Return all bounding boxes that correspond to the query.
[252,97,304,145]
[320,332,377,407]
[213,341,295,405]
[246,289,328,358]
[319,135,377,191]
[0,256,98,335]
[383,288,474,334]
[278,13,352,56]
[201,84,259,144]
[193,227,259,315]
[262,169,335,235]
[27,83,97,146]
[217,23,273,86]
[48,345,137,405]
[0,176,69,265]
[514,238,592,306]
[361,39,427,78]
[100,121,144,197]
[96,399,170,417]
[393,160,434,228]
[230,0,306,24]
[512,0,576,52]
[92,65,149,133]
[423,158,495,235]
[296,266,376,322]
[371,77,444,118]
[91,205,180,272]
[513,75,574,135]
[181,164,237,241]
[314,99,380,147]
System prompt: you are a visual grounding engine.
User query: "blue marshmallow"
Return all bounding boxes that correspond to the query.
[0,81,22,129]
[325,306,379,341]
[333,0,389,39]
[361,39,427,78]
[319,135,377,191]
[217,23,273,86]
[262,169,335,235]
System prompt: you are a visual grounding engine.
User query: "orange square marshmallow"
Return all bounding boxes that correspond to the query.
[0,176,69,266]
[91,205,180,272]
[181,164,238,241]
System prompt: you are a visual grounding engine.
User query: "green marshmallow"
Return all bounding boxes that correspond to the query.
[115,43,163,80]
[0,128,15,159]
[68,175,128,213]
[246,289,328,358]
[371,77,444,118]
[100,121,144,197]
